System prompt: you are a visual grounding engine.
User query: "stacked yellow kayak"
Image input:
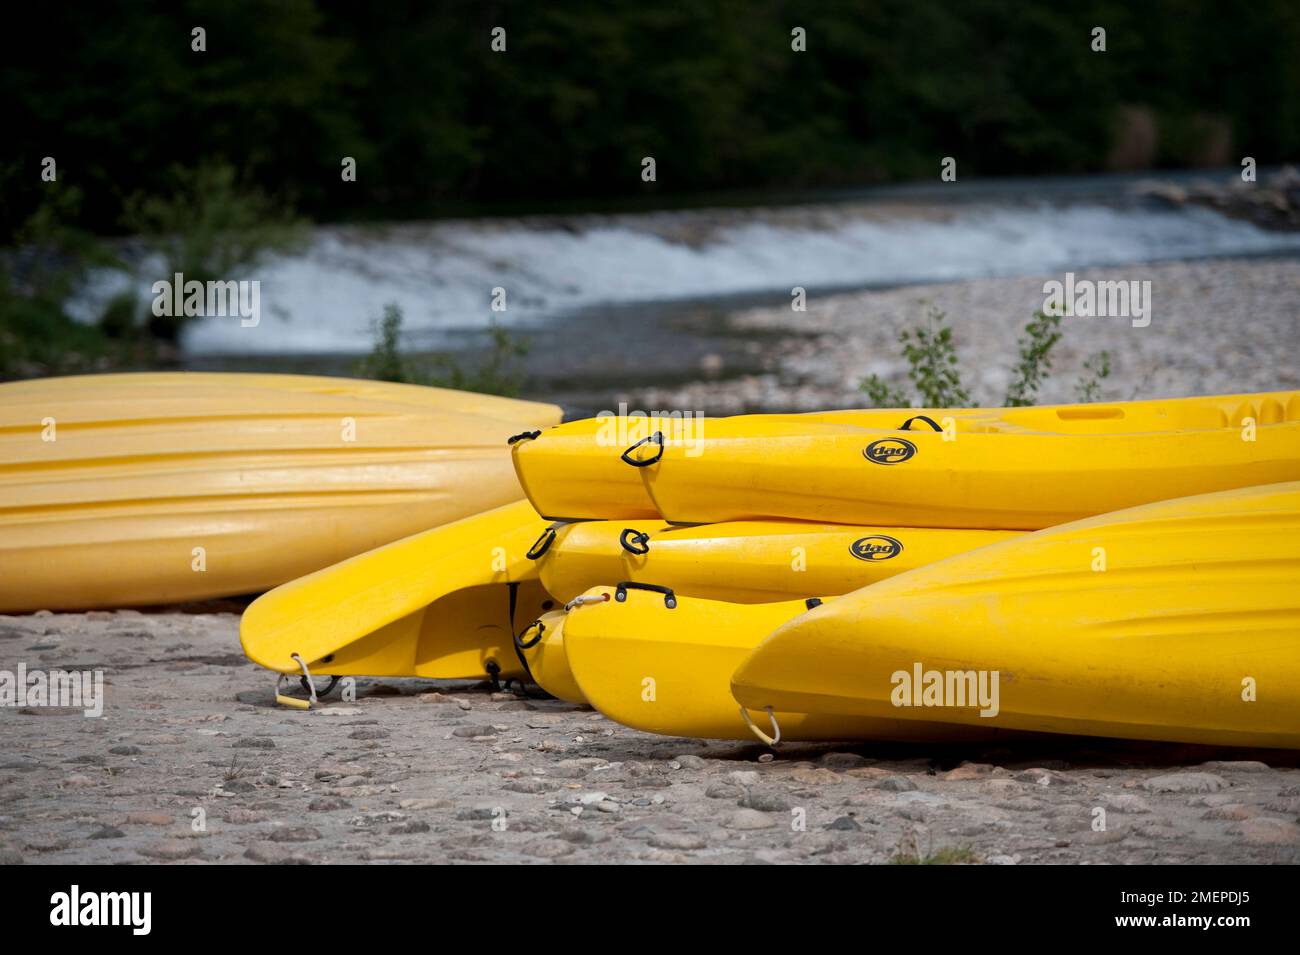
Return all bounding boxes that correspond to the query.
[514,391,1300,527]
[0,373,561,611]
[237,388,1300,750]
[731,482,1300,749]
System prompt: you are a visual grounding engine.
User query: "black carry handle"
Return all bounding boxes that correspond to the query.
[515,618,546,650]
[619,528,650,555]
[507,430,541,445]
[805,597,823,610]
[898,415,943,432]
[526,526,557,560]
[614,580,677,609]
[620,431,665,467]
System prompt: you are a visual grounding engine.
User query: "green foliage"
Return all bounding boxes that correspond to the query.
[900,310,971,408]
[122,161,306,341]
[434,323,531,398]
[1074,350,1113,402]
[860,308,1119,408]
[0,183,124,376]
[4,1,1298,235]
[1004,310,1063,407]
[355,303,409,383]
[356,303,530,398]
[98,291,146,343]
[1,163,303,375]
[859,375,910,409]
[861,307,970,408]
[0,271,114,377]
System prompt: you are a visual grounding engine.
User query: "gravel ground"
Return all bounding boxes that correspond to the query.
[5,257,1298,865]
[4,607,1299,865]
[631,256,1300,414]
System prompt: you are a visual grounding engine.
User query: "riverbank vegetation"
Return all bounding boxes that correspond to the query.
[861,307,1113,407]
[6,0,1297,239]
[3,1,1295,383]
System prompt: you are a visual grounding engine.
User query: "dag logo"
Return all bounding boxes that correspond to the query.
[862,437,917,465]
[849,535,903,562]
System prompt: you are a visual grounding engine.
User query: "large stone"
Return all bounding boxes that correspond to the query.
[1234,819,1300,845]
[724,809,777,831]
[649,832,708,851]
[738,788,793,812]
[269,826,322,843]
[1141,773,1228,794]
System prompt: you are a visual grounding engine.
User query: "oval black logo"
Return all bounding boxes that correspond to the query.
[862,437,917,465]
[849,535,903,562]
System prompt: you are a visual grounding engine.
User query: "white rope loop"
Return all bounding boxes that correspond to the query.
[738,705,782,747]
[564,592,612,612]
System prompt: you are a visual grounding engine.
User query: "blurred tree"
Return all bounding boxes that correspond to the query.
[2,0,1296,238]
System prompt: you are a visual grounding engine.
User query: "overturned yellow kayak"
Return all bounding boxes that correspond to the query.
[732,482,1300,749]
[559,583,1012,742]
[644,391,1300,528]
[0,373,561,611]
[539,519,1019,604]
[0,370,562,420]
[241,500,556,681]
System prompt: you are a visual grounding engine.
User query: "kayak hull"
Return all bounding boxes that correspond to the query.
[646,392,1300,529]
[540,519,1020,604]
[0,373,561,610]
[241,500,556,680]
[563,585,1014,742]
[732,482,1300,749]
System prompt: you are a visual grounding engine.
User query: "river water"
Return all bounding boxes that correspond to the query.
[89,167,1300,408]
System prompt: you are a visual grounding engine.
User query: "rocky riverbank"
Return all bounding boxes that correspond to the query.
[626,256,1300,415]
[1137,166,1300,232]
[3,607,1298,864]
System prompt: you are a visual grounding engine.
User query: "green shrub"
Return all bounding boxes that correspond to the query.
[860,307,969,408]
[1074,350,1112,402]
[356,303,531,397]
[859,374,910,409]
[121,161,306,341]
[0,184,122,377]
[2,162,306,376]
[355,303,409,383]
[861,307,1113,408]
[1004,310,1063,406]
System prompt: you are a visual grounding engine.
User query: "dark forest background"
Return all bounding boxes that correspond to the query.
[5,0,1299,239]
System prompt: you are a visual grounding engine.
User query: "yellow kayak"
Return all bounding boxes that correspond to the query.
[515,609,586,703]
[558,583,1013,742]
[240,500,555,682]
[732,482,1300,749]
[643,391,1300,528]
[509,408,980,520]
[0,371,562,420]
[0,373,561,611]
[264,510,1015,696]
[511,391,1299,524]
[539,519,1019,604]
